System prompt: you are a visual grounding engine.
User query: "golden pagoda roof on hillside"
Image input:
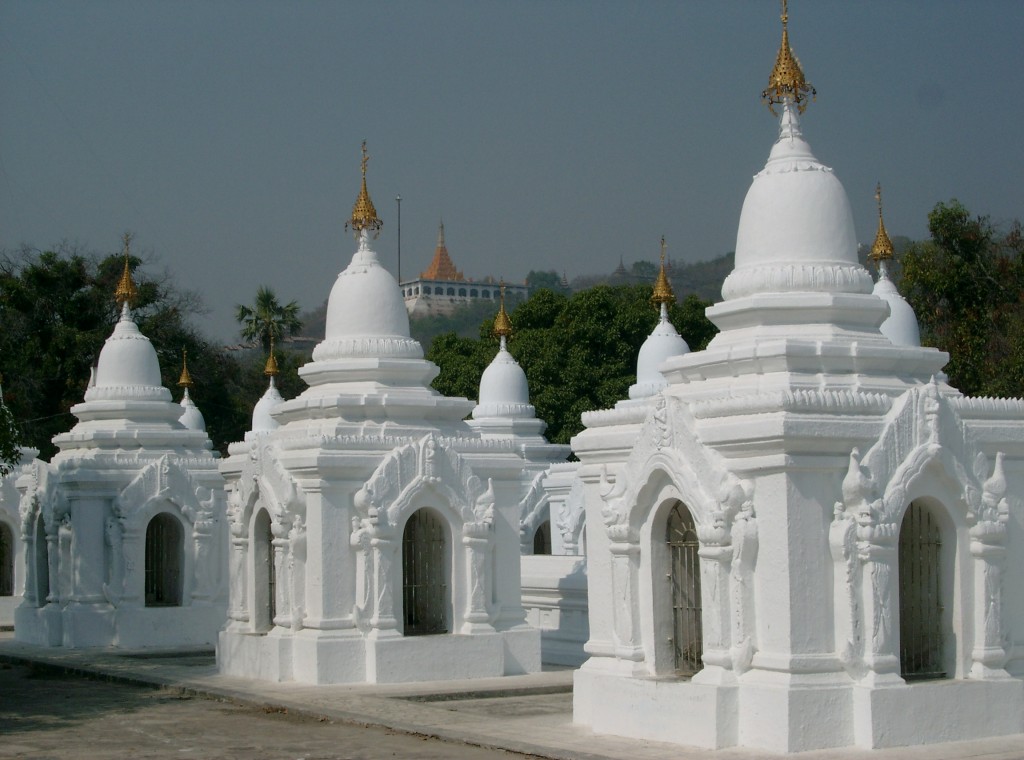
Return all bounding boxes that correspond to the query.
[420,221,465,281]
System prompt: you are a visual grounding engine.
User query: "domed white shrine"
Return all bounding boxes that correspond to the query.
[14,241,227,649]
[572,7,1024,752]
[0,446,37,627]
[218,145,563,684]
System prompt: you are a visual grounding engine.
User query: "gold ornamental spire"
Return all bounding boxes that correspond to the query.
[264,335,280,377]
[177,349,194,388]
[762,0,815,116]
[870,183,895,263]
[346,140,383,238]
[493,281,513,339]
[114,232,138,306]
[651,236,674,306]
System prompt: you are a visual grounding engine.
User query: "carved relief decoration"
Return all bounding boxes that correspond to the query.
[518,470,549,551]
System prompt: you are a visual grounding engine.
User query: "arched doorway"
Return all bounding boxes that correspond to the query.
[402,509,448,636]
[0,522,13,596]
[34,515,49,604]
[666,501,702,676]
[533,520,552,555]
[253,509,275,631]
[898,500,948,680]
[145,513,183,607]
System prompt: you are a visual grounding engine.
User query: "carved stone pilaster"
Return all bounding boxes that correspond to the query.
[191,516,215,602]
[609,539,643,663]
[119,524,143,607]
[728,508,758,674]
[369,537,399,633]
[462,521,494,633]
[856,514,901,684]
[969,520,1009,678]
[696,510,733,678]
[829,507,862,677]
[271,520,291,628]
[228,534,249,624]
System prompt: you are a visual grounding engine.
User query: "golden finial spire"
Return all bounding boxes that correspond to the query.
[177,348,194,388]
[264,335,280,377]
[114,232,138,306]
[870,183,895,263]
[651,236,674,306]
[346,140,383,239]
[762,0,815,116]
[493,280,513,340]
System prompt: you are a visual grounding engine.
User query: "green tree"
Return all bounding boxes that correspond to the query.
[0,383,20,475]
[235,286,303,353]
[427,284,717,445]
[900,200,1024,398]
[525,270,569,294]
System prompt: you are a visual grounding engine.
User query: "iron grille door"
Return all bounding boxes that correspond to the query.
[898,502,946,680]
[667,502,703,676]
[402,509,448,636]
[145,513,182,607]
[0,523,12,596]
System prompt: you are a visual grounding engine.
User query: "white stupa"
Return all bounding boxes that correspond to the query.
[629,241,690,401]
[573,5,1024,753]
[219,144,544,685]
[246,342,285,440]
[869,184,921,347]
[0,444,38,627]
[176,350,209,435]
[15,237,227,649]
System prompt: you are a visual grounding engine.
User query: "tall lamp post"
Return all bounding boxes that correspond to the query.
[396,195,402,284]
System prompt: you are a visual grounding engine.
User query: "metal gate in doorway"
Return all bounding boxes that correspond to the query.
[667,501,702,676]
[402,509,448,636]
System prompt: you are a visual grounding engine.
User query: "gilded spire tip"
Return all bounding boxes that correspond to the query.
[762,0,815,116]
[870,182,895,263]
[114,232,138,306]
[345,140,383,239]
[493,280,513,339]
[651,236,674,306]
[177,348,194,388]
[264,335,280,377]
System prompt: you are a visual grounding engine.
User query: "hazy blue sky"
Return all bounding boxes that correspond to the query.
[2,1,1021,341]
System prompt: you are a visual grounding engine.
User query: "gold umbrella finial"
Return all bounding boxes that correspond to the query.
[651,236,675,306]
[114,232,138,306]
[264,335,280,377]
[345,140,383,239]
[177,348,194,388]
[762,0,815,116]
[870,182,895,264]
[493,280,513,340]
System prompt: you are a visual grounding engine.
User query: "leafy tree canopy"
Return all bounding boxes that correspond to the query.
[899,200,1023,398]
[428,284,717,445]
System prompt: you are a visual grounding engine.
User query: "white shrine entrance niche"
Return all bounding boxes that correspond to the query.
[251,508,275,632]
[665,501,702,677]
[532,521,552,555]
[401,507,449,636]
[144,512,183,607]
[897,499,953,681]
[0,521,13,597]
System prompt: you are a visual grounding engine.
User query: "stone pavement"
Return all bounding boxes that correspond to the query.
[2,634,1024,760]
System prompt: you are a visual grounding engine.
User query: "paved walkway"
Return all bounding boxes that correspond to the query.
[2,635,1023,760]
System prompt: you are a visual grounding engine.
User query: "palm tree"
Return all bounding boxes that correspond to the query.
[235,286,303,353]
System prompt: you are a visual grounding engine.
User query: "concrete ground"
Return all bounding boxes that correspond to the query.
[2,634,1024,760]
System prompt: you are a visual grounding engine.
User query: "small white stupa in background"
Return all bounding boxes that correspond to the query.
[0,444,38,627]
[869,183,921,347]
[247,338,285,441]
[572,3,1024,752]
[177,350,210,435]
[15,235,228,649]
[219,144,544,685]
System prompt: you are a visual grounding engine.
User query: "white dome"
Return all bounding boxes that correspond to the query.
[251,377,284,434]
[724,104,872,301]
[873,269,921,347]
[313,232,422,362]
[178,388,206,432]
[473,341,535,419]
[85,304,170,402]
[629,312,690,400]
